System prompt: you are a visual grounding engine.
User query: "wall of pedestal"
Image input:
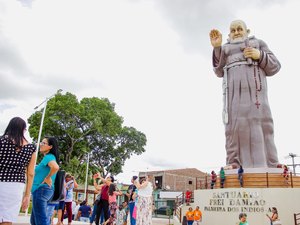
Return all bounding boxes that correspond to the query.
[175,188,300,225]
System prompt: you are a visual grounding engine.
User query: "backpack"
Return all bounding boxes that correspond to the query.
[51,170,66,202]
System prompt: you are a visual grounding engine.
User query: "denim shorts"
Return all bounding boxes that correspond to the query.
[55,200,65,210]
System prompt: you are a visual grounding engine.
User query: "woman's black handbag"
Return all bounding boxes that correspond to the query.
[51,170,66,202]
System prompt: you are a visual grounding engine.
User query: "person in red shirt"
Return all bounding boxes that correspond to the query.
[282,165,289,185]
[93,173,114,225]
[185,189,192,206]
[210,171,217,189]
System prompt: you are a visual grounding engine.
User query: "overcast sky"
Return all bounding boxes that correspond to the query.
[1,0,299,183]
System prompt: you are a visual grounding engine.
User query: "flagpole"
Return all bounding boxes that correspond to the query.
[84,153,90,200]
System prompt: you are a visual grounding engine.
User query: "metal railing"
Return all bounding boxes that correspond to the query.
[174,191,195,223]
[295,212,300,225]
[195,172,300,189]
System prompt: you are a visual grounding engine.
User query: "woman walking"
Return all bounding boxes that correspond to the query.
[30,137,59,225]
[0,117,36,224]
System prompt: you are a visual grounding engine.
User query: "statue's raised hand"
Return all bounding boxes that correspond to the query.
[209,29,222,47]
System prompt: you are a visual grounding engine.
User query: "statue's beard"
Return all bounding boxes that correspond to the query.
[229,36,247,44]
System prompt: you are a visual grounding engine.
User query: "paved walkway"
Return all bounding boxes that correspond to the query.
[15,215,174,225]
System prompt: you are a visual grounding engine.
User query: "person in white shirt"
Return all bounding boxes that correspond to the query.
[72,201,80,221]
[63,174,78,225]
[134,175,153,225]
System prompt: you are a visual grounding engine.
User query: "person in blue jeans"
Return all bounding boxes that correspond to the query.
[126,176,137,225]
[30,137,59,225]
[238,165,244,187]
[90,192,101,225]
[90,203,106,225]
[90,201,98,224]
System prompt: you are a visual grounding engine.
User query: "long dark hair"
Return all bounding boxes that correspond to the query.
[45,136,59,162]
[3,117,27,149]
[108,183,116,196]
[272,207,278,214]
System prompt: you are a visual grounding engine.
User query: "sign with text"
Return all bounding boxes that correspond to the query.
[188,188,300,225]
[204,190,270,213]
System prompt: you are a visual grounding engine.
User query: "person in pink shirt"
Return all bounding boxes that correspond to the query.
[104,183,122,225]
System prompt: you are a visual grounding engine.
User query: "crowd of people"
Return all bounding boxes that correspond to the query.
[48,193,130,225]
[0,117,155,225]
[66,173,154,225]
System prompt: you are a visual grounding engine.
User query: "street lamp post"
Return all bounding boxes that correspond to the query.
[33,89,62,159]
[289,153,297,176]
[84,153,90,200]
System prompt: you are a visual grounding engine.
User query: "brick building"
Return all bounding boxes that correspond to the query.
[138,168,206,192]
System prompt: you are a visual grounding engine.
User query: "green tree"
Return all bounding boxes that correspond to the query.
[89,126,147,175]
[28,91,146,183]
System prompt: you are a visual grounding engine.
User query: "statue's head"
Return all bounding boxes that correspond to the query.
[228,20,250,43]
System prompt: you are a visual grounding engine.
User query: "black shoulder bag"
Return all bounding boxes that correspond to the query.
[51,170,66,202]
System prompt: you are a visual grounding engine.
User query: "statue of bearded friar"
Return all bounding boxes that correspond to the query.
[209,20,282,169]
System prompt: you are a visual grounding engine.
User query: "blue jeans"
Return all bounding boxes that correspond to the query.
[30,185,54,225]
[80,217,90,222]
[90,204,97,223]
[129,201,136,225]
[47,202,58,224]
[90,204,105,224]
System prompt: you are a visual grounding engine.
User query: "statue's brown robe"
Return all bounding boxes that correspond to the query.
[212,37,281,168]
